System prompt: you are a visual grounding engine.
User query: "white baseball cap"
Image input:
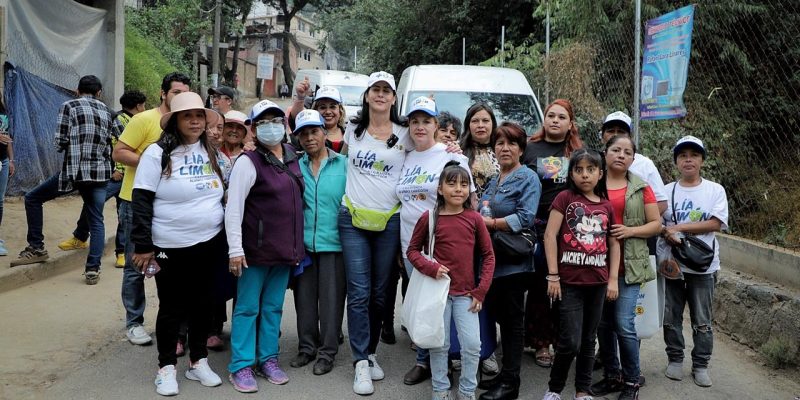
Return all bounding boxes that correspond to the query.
[314,86,343,103]
[602,111,632,132]
[246,99,285,125]
[673,135,706,161]
[367,71,396,91]
[405,96,438,117]
[294,109,325,132]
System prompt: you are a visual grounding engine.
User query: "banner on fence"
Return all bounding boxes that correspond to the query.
[257,53,274,80]
[640,5,695,120]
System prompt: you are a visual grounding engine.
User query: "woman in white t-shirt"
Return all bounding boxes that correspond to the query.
[339,71,413,396]
[396,97,474,385]
[130,92,226,396]
[660,135,728,388]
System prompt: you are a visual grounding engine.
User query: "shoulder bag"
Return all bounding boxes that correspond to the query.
[669,184,715,273]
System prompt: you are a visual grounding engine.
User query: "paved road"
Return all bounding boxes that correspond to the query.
[1,249,798,400]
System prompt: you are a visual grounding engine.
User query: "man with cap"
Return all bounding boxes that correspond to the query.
[12,75,122,288]
[208,86,236,115]
[112,72,191,346]
[592,110,668,396]
[660,135,727,388]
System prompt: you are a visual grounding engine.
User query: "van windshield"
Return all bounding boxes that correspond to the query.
[406,91,542,135]
[335,85,368,107]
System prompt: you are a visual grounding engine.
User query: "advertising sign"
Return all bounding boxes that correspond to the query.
[640,5,695,120]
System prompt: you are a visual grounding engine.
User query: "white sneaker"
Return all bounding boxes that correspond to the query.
[155,365,179,396]
[368,354,384,380]
[542,392,561,400]
[353,360,374,395]
[481,353,499,375]
[127,325,153,345]
[574,395,593,400]
[185,358,222,387]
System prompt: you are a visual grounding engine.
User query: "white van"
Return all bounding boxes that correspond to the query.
[293,69,370,119]
[397,65,544,135]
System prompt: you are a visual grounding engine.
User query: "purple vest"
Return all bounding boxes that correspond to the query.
[240,145,305,266]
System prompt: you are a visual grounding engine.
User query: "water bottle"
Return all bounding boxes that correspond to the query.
[480,200,492,218]
[144,261,161,278]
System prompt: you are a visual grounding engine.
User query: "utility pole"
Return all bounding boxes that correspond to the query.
[211,0,221,87]
[545,0,551,105]
[501,26,505,67]
[462,38,465,65]
[633,0,642,146]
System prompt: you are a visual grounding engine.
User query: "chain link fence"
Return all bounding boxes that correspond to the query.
[520,0,800,249]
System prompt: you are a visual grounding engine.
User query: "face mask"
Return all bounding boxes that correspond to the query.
[256,123,285,146]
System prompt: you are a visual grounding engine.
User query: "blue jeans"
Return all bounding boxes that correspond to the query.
[73,178,124,254]
[229,264,291,373]
[430,295,480,395]
[0,158,8,227]
[119,200,146,328]
[338,206,400,362]
[663,272,716,369]
[597,277,641,383]
[24,175,107,270]
[403,258,430,366]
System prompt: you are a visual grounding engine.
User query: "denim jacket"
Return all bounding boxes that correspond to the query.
[480,165,541,278]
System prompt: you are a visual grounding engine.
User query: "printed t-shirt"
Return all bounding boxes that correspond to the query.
[134,141,225,248]
[522,139,569,221]
[396,143,474,256]
[119,108,162,201]
[551,190,615,286]
[342,121,412,211]
[664,180,729,275]
[607,185,656,276]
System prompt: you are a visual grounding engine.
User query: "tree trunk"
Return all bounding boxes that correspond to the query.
[281,20,295,89]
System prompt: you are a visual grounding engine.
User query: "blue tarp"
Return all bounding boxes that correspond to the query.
[4,62,76,195]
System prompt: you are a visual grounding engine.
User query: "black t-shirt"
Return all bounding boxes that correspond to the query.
[522,139,569,222]
[0,114,8,161]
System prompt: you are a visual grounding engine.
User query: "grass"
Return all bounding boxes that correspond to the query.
[124,26,179,108]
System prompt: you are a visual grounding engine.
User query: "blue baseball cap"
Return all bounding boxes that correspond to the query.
[246,99,285,125]
[294,109,325,132]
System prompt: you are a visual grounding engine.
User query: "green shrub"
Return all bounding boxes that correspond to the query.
[760,337,798,369]
[124,25,178,108]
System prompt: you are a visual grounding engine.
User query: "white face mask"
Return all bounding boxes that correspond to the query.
[256,123,285,146]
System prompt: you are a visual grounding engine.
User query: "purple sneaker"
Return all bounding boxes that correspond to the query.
[258,358,289,385]
[229,367,258,393]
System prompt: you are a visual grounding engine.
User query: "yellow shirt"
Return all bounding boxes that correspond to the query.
[119,108,163,201]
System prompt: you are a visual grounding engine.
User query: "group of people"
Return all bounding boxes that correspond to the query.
[2,69,728,400]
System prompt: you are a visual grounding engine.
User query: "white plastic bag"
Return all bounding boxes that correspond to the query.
[402,211,450,349]
[634,255,660,339]
[403,268,450,349]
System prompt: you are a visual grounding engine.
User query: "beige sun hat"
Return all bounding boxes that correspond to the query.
[159,92,221,129]
[223,110,248,130]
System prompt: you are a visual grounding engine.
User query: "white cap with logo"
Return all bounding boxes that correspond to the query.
[405,96,438,117]
[367,71,396,91]
[602,111,632,132]
[295,109,325,132]
[314,86,343,104]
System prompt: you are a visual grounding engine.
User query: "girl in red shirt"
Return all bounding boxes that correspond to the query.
[542,149,620,400]
[407,161,495,400]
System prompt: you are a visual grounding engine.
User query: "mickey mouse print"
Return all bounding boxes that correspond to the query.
[551,190,616,285]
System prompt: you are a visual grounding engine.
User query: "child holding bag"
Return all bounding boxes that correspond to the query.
[407,162,495,400]
[541,149,620,400]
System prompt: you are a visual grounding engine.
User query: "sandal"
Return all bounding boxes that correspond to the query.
[534,348,553,368]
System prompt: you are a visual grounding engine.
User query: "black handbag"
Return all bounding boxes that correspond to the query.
[492,229,536,259]
[488,174,536,260]
[669,184,715,273]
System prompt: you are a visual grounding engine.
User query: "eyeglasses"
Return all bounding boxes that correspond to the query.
[386,133,399,148]
[254,117,285,126]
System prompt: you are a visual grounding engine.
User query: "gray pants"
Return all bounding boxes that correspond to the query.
[663,271,717,369]
[293,252,346,361]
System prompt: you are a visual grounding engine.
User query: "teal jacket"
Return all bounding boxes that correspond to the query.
[300,149,347,252]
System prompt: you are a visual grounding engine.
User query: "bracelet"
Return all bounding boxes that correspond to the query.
[545,275,560,282]
[547,273,559,276]
[492,218,497,230]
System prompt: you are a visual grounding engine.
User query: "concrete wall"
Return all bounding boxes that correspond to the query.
[718,233,800,291]
[94,0,125,108]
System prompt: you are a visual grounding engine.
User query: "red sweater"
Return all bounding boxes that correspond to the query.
[407,209,495,302]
